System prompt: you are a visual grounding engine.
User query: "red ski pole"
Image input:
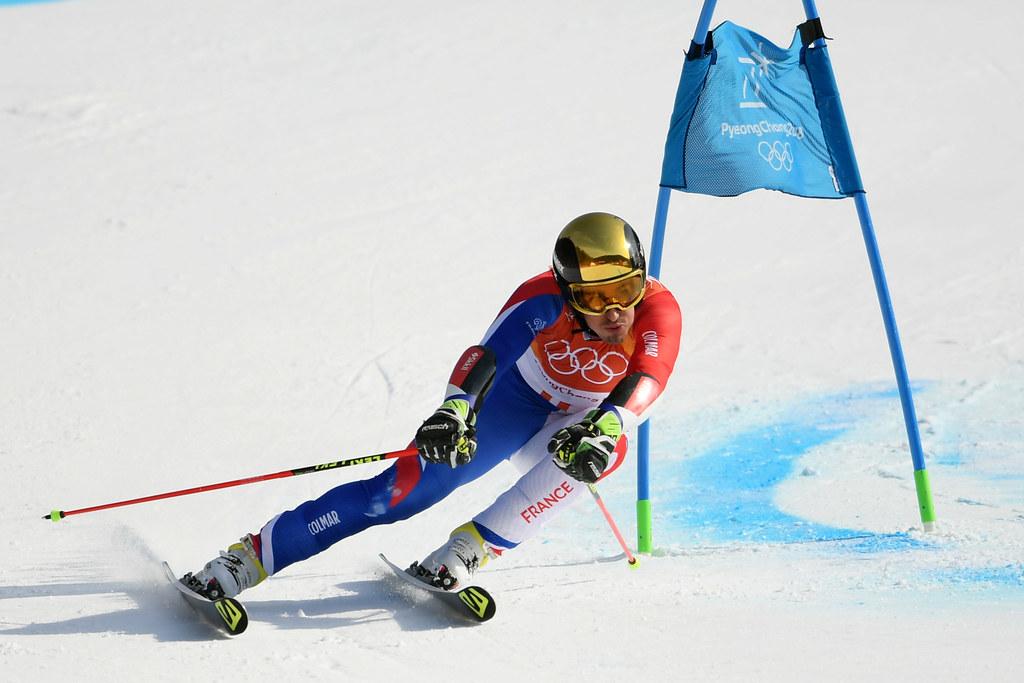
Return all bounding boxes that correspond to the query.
[44,446,419,522]
[588,483,639,568]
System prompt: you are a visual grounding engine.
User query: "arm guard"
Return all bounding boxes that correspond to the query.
[599,371,663,432]
[444,345,497,411]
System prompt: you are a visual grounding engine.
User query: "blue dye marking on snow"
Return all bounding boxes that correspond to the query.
[988,472,1024,481]
[828,532,928,554]
[659,384,931,552]
[668,416,852,543]
[936,564,1024,588]
[0,0,66,6]
[932,451,963,467]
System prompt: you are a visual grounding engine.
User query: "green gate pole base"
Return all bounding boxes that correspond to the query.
[637,499,653,554]
[914,468,936,532]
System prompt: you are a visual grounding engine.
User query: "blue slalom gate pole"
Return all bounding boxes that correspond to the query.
[637,0,720,556]
[692,0,720,44]
[637,186,673,553]
[801,0,936,528]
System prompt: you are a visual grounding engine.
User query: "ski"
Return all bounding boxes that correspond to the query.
[379,553,496,623]
[162,561,248,636]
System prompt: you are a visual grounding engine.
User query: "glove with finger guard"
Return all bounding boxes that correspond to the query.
[547,409,622,483]
[415,398,477,468]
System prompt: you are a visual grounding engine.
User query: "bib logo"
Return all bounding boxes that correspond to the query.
[544,340,628,385]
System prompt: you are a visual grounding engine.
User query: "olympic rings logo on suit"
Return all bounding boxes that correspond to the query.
[543,341,629,385]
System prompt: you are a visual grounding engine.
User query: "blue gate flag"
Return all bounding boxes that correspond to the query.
[660,21,864,198]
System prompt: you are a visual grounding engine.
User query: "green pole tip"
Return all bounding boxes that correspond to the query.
[46,510,64,522]
[628,558,640,570]
[636,499,653,554]
[913,469,937,526]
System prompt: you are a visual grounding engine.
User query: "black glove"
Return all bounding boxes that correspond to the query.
[415,398,477,467]
[547,410,621,484]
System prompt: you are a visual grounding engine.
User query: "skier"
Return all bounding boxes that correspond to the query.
[181,211,682,599]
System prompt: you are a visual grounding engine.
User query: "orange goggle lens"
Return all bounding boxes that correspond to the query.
[567,271,645,315]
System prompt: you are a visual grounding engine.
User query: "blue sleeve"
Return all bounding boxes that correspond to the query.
[480,293,564,381]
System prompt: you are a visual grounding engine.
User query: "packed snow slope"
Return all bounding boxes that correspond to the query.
[2,1,1022,680]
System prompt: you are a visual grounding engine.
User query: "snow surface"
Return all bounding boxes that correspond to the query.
[2,0,1022,680]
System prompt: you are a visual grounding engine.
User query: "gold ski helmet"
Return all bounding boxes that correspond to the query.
[552,212,647,315]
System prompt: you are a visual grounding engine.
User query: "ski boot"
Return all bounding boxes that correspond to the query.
[409,522,493,590]
[181,533,267,599]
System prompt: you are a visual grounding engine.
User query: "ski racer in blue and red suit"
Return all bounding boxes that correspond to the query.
[183,212,682,598]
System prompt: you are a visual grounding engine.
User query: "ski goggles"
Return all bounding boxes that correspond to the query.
[566,270,646,315]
